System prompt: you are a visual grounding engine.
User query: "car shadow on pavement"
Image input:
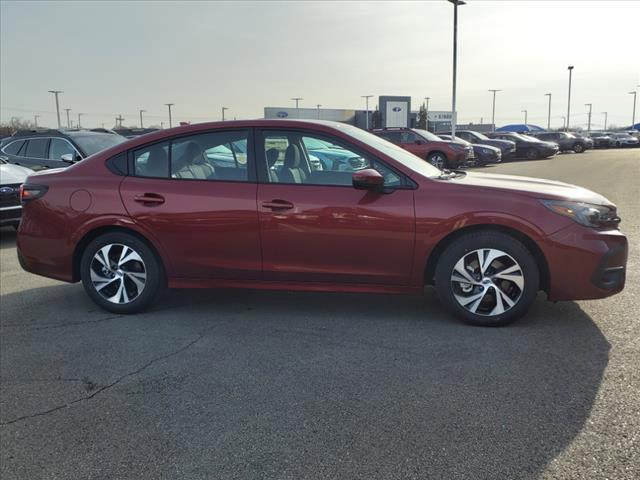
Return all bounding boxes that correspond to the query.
[0,226,18,249]
[1,280,609,479]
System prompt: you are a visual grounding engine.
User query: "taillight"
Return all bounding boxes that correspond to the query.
[20,184,49,205]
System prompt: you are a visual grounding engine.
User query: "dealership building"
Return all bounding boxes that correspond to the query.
[264,95,493,132]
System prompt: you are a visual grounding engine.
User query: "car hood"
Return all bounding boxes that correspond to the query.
[452,171,612,206]
[0,163,34,184]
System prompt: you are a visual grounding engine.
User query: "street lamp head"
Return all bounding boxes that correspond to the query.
[629,91,637,95]
[448,0,466,5]
[568,65,574,70]
[545,93,552,96]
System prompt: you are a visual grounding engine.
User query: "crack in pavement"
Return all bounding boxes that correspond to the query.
[0,330,209,426]
[1,315,124,331]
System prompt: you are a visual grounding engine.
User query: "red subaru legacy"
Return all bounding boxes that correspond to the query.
[17,120,627,326]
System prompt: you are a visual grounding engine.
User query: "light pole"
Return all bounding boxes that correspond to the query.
[448,0,465,138]
[585,103,592,132]
[77,113,83,128]
[316,104,322,119]
[139,109,146,128]
[522,109,528,125]
[221,107,228,121]
[561,116,566,130]
[291,97,303,118]
[34,115,40,128]
[566,65,574,131]
[602,112,608,131]
[165,103,174,128]
[424,97,431,131]
[488,89,500,131]
[116,115,124,128]
[630,91,637,127]
[64,108,71,128]
[48,90,63,128]
[544,93,552,130]
[361,95,373,129]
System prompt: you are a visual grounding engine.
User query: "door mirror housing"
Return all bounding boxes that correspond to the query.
[414,139,423,145]
[61,153,80,164]
[352,168,384,191]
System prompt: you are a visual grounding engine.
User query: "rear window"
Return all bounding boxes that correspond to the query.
[2,140,25,156]
[25,138,49,158]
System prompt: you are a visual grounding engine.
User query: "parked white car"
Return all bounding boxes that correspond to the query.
[0,158,33,227]
[608,133,640,147]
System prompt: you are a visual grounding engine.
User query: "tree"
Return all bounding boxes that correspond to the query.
[371,107,381,129]
[0,116,37,135]
[417,103,427,129]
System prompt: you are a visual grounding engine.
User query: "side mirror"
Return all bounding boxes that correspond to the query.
[352,168,384,191]
[61,153,75,163]
[414,139,423,145]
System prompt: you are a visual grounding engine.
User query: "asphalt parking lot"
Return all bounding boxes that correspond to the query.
[1,148,639,479]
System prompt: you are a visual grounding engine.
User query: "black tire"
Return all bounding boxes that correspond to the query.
[525,148,539,160]
[573,143,585,153]
[615,141,621,148]
[433,231,540,326]
[80,232,164,314]
[427,152,449,170]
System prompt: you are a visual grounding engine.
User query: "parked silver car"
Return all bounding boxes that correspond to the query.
[0,158,33,227]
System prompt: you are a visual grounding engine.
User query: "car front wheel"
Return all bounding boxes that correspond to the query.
[427,152,448,170]
[434,231,540,326]
[80,232,163,314]
[573,143,585,153]
[525,148,539,160]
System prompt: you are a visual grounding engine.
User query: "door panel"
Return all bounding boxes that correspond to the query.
[120,177,261,279]
[257,183,415,285]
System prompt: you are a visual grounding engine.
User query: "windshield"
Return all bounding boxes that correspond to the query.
[470,131,489,140]
[412,129,441,142]
[72,133,128,156]
[337,124,442,177]
[519,134,541,142]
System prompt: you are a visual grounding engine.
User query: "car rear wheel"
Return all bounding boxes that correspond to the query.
[434,231,540,326]
[573,143,585,153]
[80,232,163,314]
[427,152,448,169]
[525,148,539,160]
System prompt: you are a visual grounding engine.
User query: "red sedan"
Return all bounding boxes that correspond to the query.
[17,120,627,326]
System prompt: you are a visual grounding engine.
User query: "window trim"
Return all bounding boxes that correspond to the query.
[127,128,256,183]
[0,139,26,156]
[256,127,416,190]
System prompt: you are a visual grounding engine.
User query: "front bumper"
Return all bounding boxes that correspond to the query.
[0,206,21,226]
[543,224,627,301]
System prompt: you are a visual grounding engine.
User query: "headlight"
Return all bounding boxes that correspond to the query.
[480,148,492,154]
[540,200,620,228]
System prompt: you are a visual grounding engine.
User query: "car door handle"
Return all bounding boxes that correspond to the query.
[262,199,294,210]
[134,193,165,205]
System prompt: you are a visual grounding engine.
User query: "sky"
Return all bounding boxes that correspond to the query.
[1,0,639,130]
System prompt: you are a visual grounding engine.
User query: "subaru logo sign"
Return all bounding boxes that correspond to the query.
[0,186,15,194]
[392,107,402,112]
[277,111,289,118]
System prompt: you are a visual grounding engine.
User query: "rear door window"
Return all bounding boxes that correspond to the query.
[25,138,49,158]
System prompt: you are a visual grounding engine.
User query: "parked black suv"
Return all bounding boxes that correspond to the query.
[486,132,559,160]
[0,129,127,170]
[443,130,516,159]
[529,131,590,153]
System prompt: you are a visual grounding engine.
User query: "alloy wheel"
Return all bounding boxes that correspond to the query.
[429,154,446,169]
[90,243,147,304]
[450,248,524,316]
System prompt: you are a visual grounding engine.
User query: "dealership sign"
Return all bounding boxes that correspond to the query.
[277,111,289,118]
[428,111,453,122]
